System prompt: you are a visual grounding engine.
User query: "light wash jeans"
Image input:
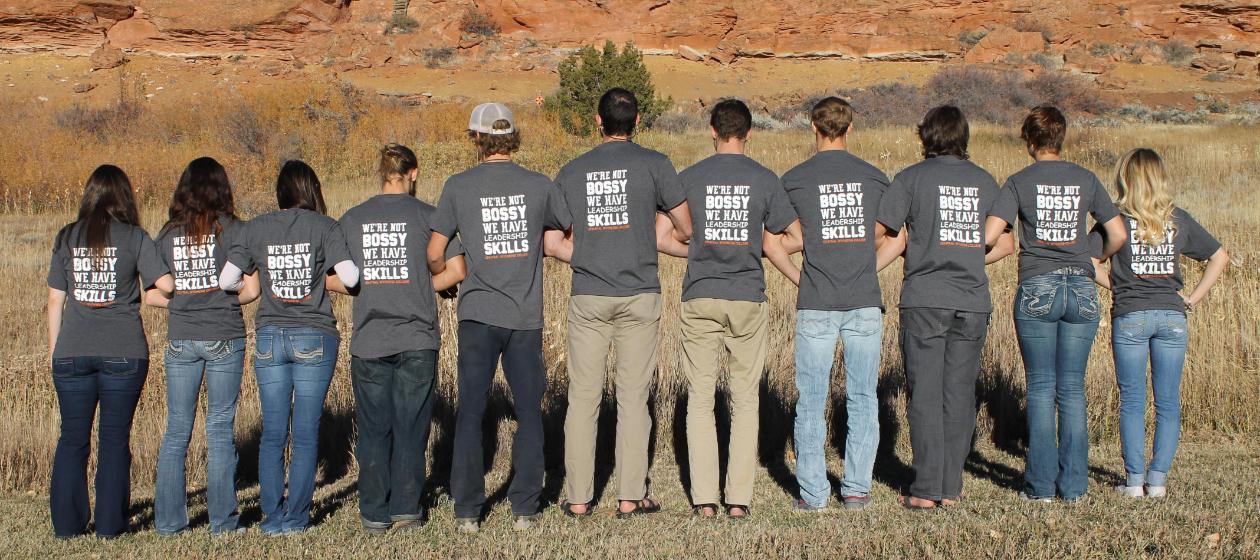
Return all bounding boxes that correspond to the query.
[155,338,246,535]
[1112,309,1188,488]
[1013,269,1100,500]
[793,307,883,506]
[253,325,338,535]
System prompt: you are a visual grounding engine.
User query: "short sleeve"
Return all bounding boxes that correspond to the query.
[137,229,170,289]
[431,181,459,237]
[765,179,798,234]
[1177,210,1221,261]
[877,172,912,233]
[226,220,255,273]
[324,221,353,268]
[991,179,1018,226]
[1087,223,1107,259]
[654,156,685,212]
[545,183,572,231]
[1089,176,1120,224]
[47,240,68,291]
[445,236,465,259]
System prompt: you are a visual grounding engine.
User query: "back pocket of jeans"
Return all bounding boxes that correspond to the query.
[102,358,140,376]
[1071,285,1100,322]
[1018,284,1057,318]
[254,335,274,363]
[290,335,326,364]
[52,357,76,377]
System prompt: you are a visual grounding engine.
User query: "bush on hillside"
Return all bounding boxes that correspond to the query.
[543,41,671,136]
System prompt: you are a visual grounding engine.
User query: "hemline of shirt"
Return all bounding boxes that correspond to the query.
[349,341,441,360]
[680,287,767,304]
[255,318,341,339]
[569,284,663,298]
[796,301,887,313]
[456,308,544,332]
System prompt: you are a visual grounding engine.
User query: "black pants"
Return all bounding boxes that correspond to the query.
[351,349,438,527]
[899,308,988,501]
[451,321,545,518]
[50,356,149,538]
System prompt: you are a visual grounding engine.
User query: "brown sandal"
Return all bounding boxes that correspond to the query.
[616,498,661,519]
[560,500,594,518]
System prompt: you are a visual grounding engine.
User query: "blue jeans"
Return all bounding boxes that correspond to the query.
[50,356,149,538]
[793,307,883,505]
[1013,270,1100,500]
[155,338,246,535]
[1112,310,1188,488]
[253,326,338,534]
[351,350,437,528]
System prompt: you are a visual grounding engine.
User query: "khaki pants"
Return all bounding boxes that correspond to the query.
[564,293,661,503]
[680,298,768,507]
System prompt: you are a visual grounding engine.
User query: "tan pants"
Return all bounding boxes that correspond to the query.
[563,293,661,503]
[680,298,769,507]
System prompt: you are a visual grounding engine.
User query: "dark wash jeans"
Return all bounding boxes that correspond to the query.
[253,325,338,535]
[351,349,438,528]
[451,321,545,519]
[1014,268,1100,500]
[50,356,149,538]
[900,308,988,501]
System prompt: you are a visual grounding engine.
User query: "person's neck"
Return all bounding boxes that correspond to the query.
[715,139,745,155]
[380,182,409,195]
[482,154,512,163]
[1033,151,1062,162]
[816,135,848,152]
[602,134,632,143]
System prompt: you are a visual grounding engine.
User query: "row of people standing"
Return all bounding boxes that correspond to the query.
[44,88,1227,538]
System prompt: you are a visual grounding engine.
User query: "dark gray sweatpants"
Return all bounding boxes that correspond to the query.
[899,307,989,501]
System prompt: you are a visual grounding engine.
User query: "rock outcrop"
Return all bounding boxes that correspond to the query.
[1,0,1258,75]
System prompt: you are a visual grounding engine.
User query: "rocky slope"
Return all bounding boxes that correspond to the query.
[1,1,1258,77]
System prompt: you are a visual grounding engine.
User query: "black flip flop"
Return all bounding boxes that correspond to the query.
[559,500,594,518]
[615,498,662,519]
[726,505,750,520]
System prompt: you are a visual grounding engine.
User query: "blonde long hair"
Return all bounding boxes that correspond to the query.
[1114,148,1174,245]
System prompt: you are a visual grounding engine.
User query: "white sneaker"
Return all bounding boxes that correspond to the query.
[1145,485,1167,498]
[1114,484,1145,498]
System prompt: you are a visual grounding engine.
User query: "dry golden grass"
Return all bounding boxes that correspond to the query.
[0,80,1255,516]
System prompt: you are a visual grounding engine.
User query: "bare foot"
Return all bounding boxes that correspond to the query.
[727,505,748,519]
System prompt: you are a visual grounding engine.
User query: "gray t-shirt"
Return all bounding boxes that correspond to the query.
[782,150,889,312]
[432,161,571,330]
[877,155,1001,313]
[1089,207,1220,318]
[226,208,351,338]
[340,194,456,358]
[992,160,1120,283]
[554,141,686,296]
[678,154,796,302]
[156,217,247,342]
[48,221,170,359]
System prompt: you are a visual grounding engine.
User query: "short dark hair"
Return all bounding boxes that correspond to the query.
[710,99,752,141]
[1021,105,1067,154]
[598,87,638,137]
[811,97,853,140]
[918,105,970,160]
[468,119,522,158]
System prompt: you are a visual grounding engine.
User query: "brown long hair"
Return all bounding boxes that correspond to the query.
[276,160,327,215]
[58,165,141,265]
[379,144,419,196]
[161,157,236,241]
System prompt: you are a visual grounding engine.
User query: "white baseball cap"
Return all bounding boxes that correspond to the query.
[468,102,516,134]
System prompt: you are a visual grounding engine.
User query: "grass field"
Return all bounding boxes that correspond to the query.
[0,80,1257,557]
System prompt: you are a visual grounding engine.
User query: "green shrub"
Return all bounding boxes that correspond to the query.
[543,41,671,136]
[1161,40,1196,66]
[460,8,499,37]
[388,13,419,35]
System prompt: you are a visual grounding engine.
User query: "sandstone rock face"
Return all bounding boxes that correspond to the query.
[1,0,1258,74]
[964,27,1045,64]
[89,45,126,70]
